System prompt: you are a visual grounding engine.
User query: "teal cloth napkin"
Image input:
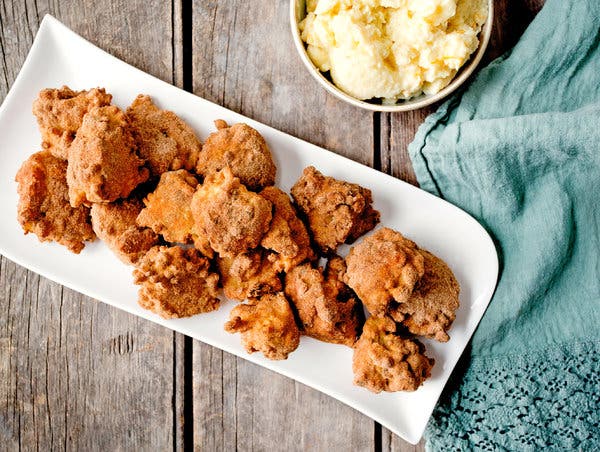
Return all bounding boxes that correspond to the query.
[408,0,600,449]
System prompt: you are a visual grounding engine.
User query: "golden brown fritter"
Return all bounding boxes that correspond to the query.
[136,170,212,256]
[90,197,159,265]
[67,105,148,207]
[15,150,96,254]
[133,245,220,318]
[32,86,112,160]
[126,94,201,176]
[259,186,315,272]
[224,292,300,360]
[352,316,434,393]
[344,228,425,316]
[284,257,362,346]
[217,249,282,301]
[191,168,272,256]
[196,120,276,191]
[389,250,460,342]
[291,166,380,254]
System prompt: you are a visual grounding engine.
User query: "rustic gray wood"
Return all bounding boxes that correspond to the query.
[0,0,545,450]
[378,1,547,449]
[379,0,547,190]
[191,2,376,451]
[0,0,183,450]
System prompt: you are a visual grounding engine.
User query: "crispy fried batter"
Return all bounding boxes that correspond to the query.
[389,250,460,342]
[291,166,380,254]
[353,316,434,393]
[136,170,212,256]
[344,228,425,316]
[196,120,276,191]
[224,292,300,360]
[133,245,220,318]
[21,88,457,392]
[217,249,282,301]
[285,257,362,346]
[126,94,201,176]
[90,197,159,265]
[67,105,148,206]
[259,186,315,271]
[191,168,272,256]
[32,86,112,160]
[15,150,95,253]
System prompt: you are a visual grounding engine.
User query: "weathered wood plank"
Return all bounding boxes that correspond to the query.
[379,108,433,185]
[0,0,183,449]
[486,0,546,63]
[379,0,547,187]
[381,96,429,452]
[191,1,375,451]
[378,1,546,449]
[192,0,375,166]
[1,257,183,450]
[381,427,421,452]
[173,0,188,447]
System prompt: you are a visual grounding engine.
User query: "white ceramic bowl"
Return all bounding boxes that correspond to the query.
[290,0,494,112]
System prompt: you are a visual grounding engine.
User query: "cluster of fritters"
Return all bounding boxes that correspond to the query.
[15,86,460,393]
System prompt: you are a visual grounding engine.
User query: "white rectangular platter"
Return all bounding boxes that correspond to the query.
[0,15,498,445]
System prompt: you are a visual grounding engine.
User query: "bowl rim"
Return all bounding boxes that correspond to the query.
[289,0,494,112]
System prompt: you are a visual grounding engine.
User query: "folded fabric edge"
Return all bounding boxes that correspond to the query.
[408,98,455,198]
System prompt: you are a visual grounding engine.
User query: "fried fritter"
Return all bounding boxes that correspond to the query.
[136,170,212,256]
[344,228,424,316]
[224,292,300,360]
[352,316,434,393]
[15,150,95,254]
[389,250,460,342]
[67,105,148,207]
[259,186,315,272]
[284,257,362,346]
[217,249,282,301]
[191,168,272,256]
[133,245,220,318]
[196,120,276,191]
[291,166,380,254]
[32,86,112,160]
[90,197,159,265]
[126,94,201,176]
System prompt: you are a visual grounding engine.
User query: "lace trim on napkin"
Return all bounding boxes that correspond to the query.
[425,340,600,451]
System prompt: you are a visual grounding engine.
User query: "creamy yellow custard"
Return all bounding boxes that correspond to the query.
[300,0,488,103]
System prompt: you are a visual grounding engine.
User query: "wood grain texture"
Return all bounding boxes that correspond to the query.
[373,0,548,188]
[192,0,375,165]
[191,1,375,451]
[380,0,547,187]
[0,0,183,449]
[378,1,545,449]
[0,262,178,450]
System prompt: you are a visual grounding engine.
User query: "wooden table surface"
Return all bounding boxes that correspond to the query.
[0,1,543,450]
